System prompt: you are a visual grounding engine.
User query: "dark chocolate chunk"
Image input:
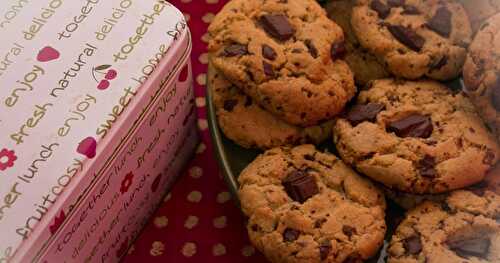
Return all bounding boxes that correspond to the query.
[483,149,496,165]
[387,25,425,52]
[441,202,453,212]
[448,237,491,259]
[262,44,277,60]
[314,218,327,228]
[244,96,253,107]
[430,56,448,71]
[304,154,315,161]
[427,7,452,37]
[222,44,248,57]
[371,0,391,19]
[343,254,362,263]
[418,155,437,178]
[305,39,318,58]
[403,235,422,255]
[263,61,275,78]
[319,241,331,260]
[491,77,500,111]
[342,225,356,237]
[260,14,295,41]
[402,5,421,15]
[346,103,385,125]
[387,114,433,138]
[282,171,319,203]
[223,99,238,112]
[388,0,405,7]
[331,41,346,61]
[283,228,300,242]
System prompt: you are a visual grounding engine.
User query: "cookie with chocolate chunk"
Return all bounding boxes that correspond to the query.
[208,0,355,126]
[238,145,386,263]
[334,79,499,194]
[326,0,390,86]
[383,164,500,210]
[459,0,500,32]
[463,13,500,139]
[209,64,333,149]
[388,189,500,263]
[351,0,472,80]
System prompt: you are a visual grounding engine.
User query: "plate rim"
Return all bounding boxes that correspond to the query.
[206,68,242,206]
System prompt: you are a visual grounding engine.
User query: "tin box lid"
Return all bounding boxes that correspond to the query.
[0,0,188,258]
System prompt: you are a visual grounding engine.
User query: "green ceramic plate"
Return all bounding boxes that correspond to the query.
[206,64,423,262]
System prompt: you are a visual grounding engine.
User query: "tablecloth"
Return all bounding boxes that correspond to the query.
[122,0,269,262]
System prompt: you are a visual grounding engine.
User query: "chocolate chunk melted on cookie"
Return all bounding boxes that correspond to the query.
[418,155,437,178]
[283,228,300,242]
[342,225,356,237]
[263,61,275,78]
[427,7,452,38]
[222,44,248,57]
[282,171,319,203]
[346,103,385,125]
[319,241,332,260]
[402,5,420,15]
[371,0,391,19]
[447,237,491,259]
[387,25,425,52]
[430,56,448,71]
[260,14,295,41]
[305,39,318,58]
[388,0,404,7]
[403,235,422,255]
[262,44,277,60]
[387,114,433,138]
[491,78,500,111]
[223,99,238,112]
[331,41,346,61]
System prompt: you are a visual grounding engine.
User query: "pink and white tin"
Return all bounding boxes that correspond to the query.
[0,0,198,262]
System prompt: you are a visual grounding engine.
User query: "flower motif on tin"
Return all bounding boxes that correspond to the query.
[0,148,17,171]
[120,172,135,194]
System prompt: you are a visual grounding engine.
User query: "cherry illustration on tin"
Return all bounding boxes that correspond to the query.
[91,64,118,90]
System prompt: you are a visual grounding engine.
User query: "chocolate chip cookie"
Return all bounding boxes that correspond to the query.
[238,145,386,262]
[463,13,500,139]
[447,164,500,219]
[334,79,499,194]
[382,186,447,210]
[351,0,472,80]
[326,0,390,86]
[209,64,333,149]
[459,0,500,32]
[208,0,355,127]
[383,164,500,210]
[388,190,500,262]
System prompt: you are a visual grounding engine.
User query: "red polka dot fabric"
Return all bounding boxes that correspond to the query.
[122,1,269,262]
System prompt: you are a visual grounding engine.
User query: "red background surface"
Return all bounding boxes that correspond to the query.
[122,0,269,262]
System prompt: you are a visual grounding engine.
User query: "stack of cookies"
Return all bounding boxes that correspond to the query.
[208,0,500,262]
